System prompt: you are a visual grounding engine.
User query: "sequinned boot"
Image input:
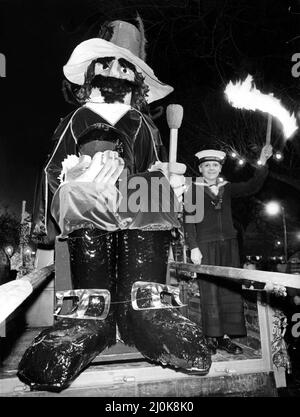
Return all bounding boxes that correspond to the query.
[116,229,211,375]
[18,228,117,391]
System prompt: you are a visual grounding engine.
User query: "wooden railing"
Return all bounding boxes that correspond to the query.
[169,261,300,290]
[1,260,299,325]
[0,264,54,324]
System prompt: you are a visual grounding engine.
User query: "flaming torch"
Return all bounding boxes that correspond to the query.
[225,75,298,140]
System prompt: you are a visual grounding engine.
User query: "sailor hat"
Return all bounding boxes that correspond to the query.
[195,149,226,164]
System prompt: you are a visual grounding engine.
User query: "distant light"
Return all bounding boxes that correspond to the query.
[257,160,263,166]
[24,246,33,256]
[219,177,224,182]
[275,152,282,160]
[256,256,261,261]
[4,245,14,257]
[276,241,282,246]
[231,152,237,158]
[238,159,245,166]
[265,201,281,216]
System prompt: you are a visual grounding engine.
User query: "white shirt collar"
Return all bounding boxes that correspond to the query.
[194,177,228,188]
[84,102,132,125]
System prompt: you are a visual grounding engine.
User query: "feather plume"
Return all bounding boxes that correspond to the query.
[136,13,147,60]
[97,21,114,40]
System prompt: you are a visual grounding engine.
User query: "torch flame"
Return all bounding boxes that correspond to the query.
[225,75,298,138]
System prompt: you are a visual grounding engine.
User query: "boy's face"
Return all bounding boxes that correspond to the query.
[199,160,222,181]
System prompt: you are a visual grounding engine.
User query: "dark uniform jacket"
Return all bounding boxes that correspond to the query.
[184,166,268,248]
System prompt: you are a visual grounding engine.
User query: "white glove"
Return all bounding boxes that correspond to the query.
[148,161,187,201]
[259,144,273,165]
[191,247,202,265]
[60,150,125,204]
[62,151,124,185]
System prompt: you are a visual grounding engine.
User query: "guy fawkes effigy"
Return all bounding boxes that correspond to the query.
[17,18,211,391]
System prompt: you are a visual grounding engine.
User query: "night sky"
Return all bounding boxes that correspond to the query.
[1,0,300,248]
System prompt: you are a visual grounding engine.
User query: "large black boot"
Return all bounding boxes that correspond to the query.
[116,229,211,375]
[18,229,117,392]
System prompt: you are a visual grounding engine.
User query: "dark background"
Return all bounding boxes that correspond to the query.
[1,0,300,257]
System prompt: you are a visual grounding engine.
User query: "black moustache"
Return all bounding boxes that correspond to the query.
[90,74,136,103]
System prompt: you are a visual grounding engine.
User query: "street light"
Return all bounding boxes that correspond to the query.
[265,201,288,262]
[4,245,14,257]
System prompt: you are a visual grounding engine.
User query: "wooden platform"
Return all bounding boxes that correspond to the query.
[0,326,276,397]
[0,246,285,397]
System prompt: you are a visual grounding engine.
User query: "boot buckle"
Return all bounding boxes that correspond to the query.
[131,281,186,310]
[54,289,111,320]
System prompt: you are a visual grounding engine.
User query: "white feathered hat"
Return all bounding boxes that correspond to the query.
[63,19,174,104]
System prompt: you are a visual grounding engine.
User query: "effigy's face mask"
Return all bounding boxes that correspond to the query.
[85,57,137,104]
[199,161,222,182]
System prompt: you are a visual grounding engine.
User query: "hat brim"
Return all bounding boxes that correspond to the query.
[63,38,174,104]
[198,157,225,164]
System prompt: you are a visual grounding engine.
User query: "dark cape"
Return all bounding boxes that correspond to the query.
[31,106,167,245]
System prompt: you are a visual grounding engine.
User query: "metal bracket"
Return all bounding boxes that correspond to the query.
[131,281,186,311]
[54,289,111,320]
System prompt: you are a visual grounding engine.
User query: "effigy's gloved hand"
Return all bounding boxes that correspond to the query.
[59,151,125,202]
[60,154,92,182]
[148,161,186,202]
[190,247,203,265]
[62,151,124,184]
[51,151,126,237]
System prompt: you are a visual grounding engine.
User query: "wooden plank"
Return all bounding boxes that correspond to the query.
[0,366,277,397]
[0,322,276,397]
[0,266,54,324]
[256,294,273,372]
[170,261,300,289]
[21,265,54,291]
[55,239,72,291]
[25,249,55,327]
